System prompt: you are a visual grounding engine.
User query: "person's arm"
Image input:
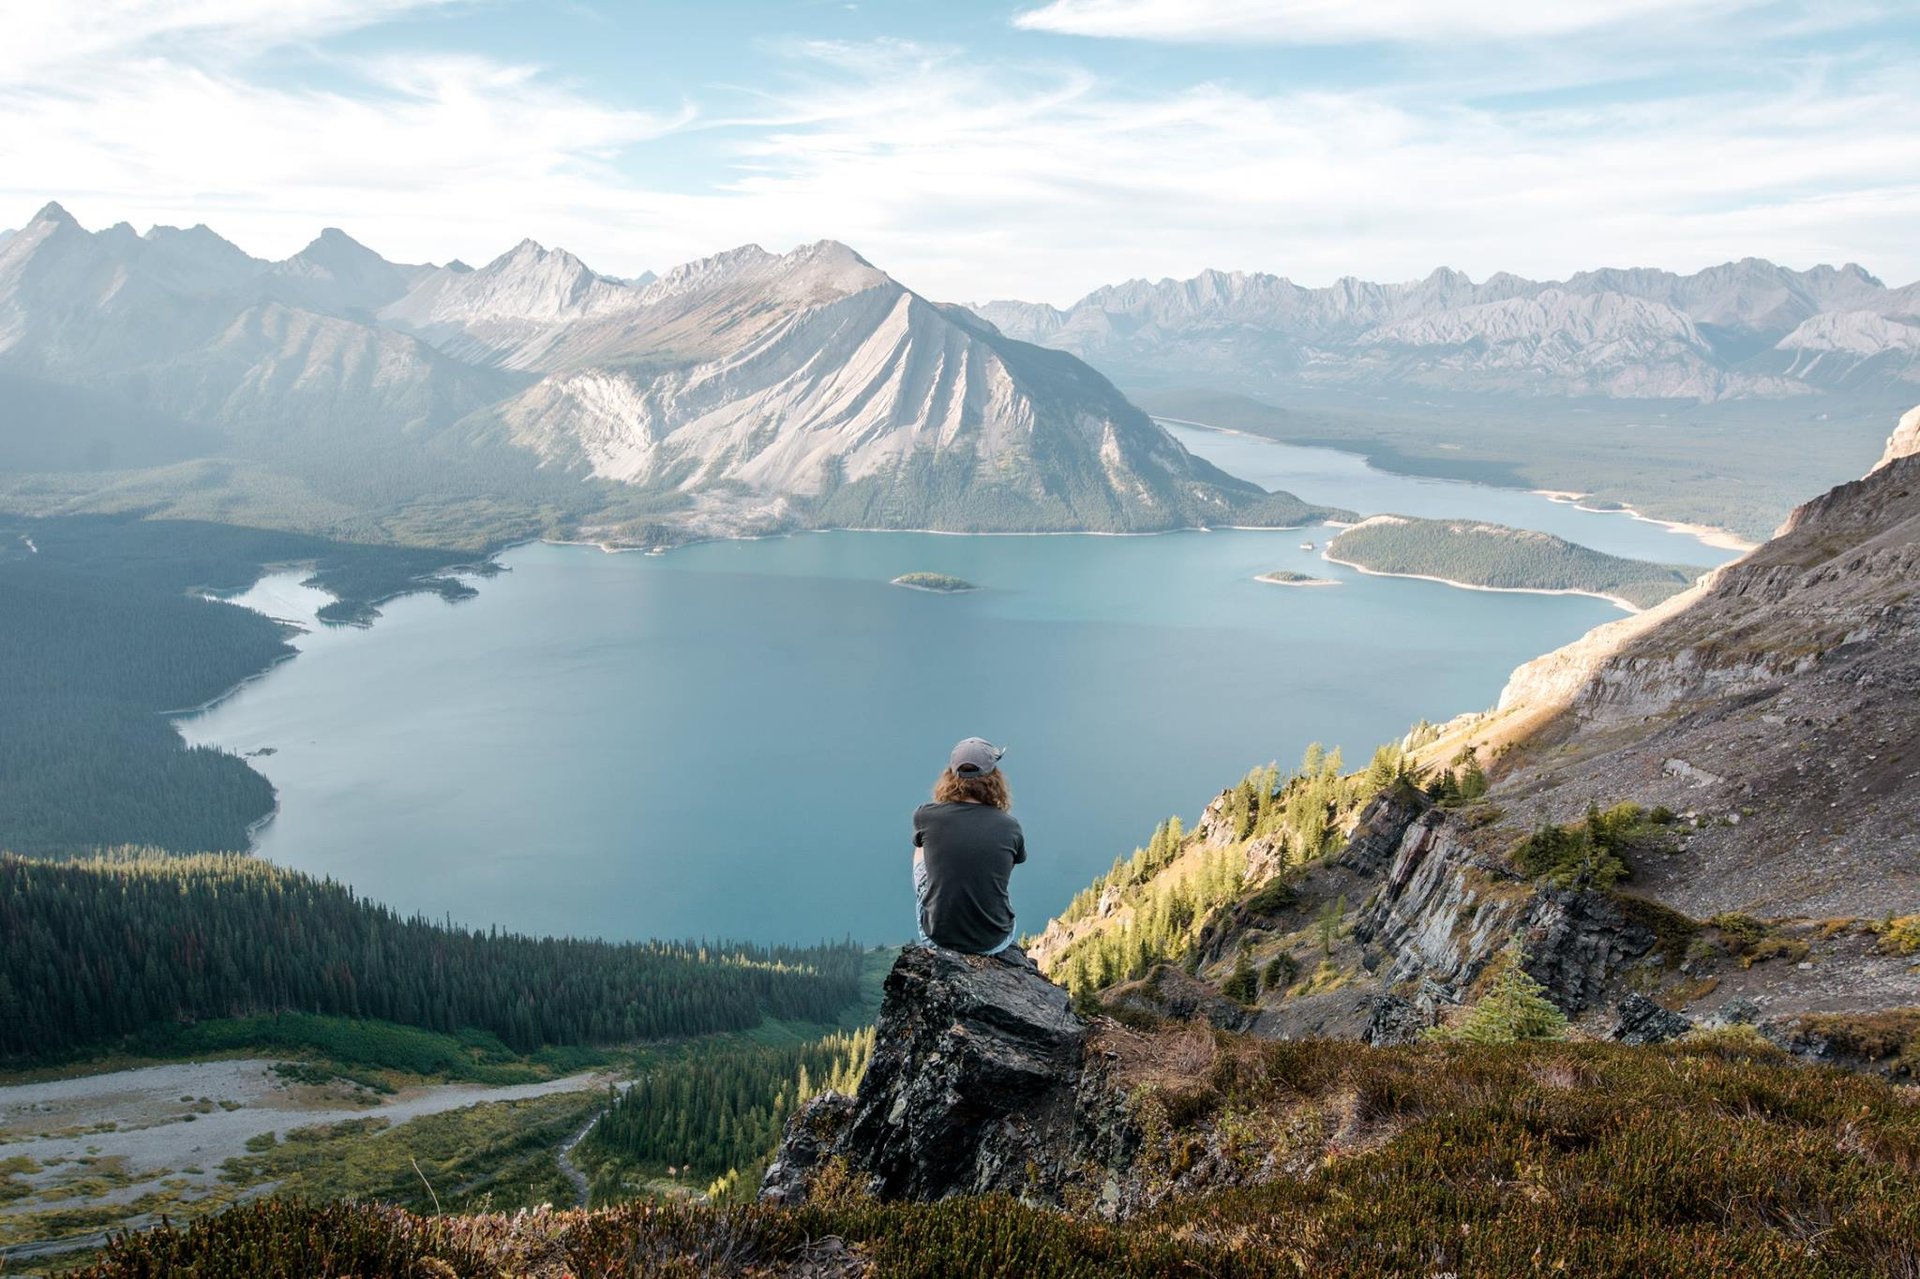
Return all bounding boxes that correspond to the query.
[1011,822,1027,866]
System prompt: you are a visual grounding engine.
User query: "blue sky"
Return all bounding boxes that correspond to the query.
[4,1,1916,302]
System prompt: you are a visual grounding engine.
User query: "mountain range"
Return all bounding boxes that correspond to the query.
[974,259,1920,403]
[0,204,1335,545]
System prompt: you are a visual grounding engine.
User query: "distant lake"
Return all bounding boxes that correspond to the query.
[179,432,1740,945]
[1160,423,1739,567]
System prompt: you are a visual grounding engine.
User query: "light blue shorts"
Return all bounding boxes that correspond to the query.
[914,853,1015,955]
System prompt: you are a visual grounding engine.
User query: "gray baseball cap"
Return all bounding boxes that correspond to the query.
[949,737,1006,777]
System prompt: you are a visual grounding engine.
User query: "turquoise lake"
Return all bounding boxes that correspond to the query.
[180,428,1740,945]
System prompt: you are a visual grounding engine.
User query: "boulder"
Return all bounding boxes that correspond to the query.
[1364,993,1433,1045]
[1611,992,1692,1045]
[762,944,1088,1205]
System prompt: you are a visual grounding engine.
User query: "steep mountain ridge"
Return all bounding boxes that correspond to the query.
[0,205,1334,540]
[1028,404,1919,1057]
[975,257,1920,401]
[272,227,434,315]
[379,238,646,368]
[463,254,1315,534]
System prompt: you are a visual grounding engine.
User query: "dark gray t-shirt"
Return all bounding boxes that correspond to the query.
[912,801,1026,952]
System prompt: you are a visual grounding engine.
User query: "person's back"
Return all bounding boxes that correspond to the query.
[912,737,1028,960]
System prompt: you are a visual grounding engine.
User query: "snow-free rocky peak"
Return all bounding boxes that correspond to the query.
[637,239,889,308]
[381,238,637,333]
[274,227,422,313]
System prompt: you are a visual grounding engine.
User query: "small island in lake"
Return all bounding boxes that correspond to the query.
[1325,515,1696,610]
[891,572,979,593]
[1255,569,1337,587]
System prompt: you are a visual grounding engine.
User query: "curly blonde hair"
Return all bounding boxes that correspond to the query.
[933,767,1011,810]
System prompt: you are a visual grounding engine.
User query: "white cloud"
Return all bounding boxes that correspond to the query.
[704,42,1920,301]
[1009,0,1859,44]
[1,0,458,82]
[0,1,707,270]
[1,14,1914,305]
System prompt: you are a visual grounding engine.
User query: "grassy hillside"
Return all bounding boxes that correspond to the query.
[73,1034,1920,1278]
[1326,514,1698,609]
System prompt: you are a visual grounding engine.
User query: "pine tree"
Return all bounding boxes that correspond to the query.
[1222,938,1259,1005]
[1457,749,1489,801]
[1426,950,1568,1044]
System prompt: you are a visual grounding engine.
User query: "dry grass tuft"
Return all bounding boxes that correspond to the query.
[1098,1022,1219,1095]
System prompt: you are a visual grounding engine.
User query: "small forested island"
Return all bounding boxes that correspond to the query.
[1255,569,1337,587]
[1326,515,1695,610]
[891,571,978,593]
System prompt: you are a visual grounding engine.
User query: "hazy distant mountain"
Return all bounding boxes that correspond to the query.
[0,204,513,439]
[973,258,1920,403]
[271,227,437,316]
[379,238,644,369]
[0,204,1336,540]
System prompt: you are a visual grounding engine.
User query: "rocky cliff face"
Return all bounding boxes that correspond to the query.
[1484,409,1920,920]
[1879,403,1920,470]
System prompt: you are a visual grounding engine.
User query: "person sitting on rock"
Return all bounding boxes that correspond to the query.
[912,737,1034,966]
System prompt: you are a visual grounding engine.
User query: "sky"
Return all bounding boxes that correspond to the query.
[2,0,1916,304]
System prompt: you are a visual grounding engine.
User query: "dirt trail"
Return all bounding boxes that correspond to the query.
[554,1082,627,1208]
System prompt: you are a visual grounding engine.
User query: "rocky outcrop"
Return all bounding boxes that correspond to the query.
[761,943,1426,1220]
[762,945,1094,1205]
[1337,782,1432,876]
[1347,805,1657,1036]
[1612,994,1692,1045]
[1877,403,1920,470]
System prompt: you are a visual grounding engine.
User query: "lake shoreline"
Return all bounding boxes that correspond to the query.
[1320,552,1643,613]
[180,523,1656,945]
[547,520,1319,556]
[1157,415,1755,555]
[1531,490,1758,553]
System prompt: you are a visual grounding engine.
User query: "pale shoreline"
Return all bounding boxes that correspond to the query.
[1321,552,1643,613]
[1155,415,1757,554]
[1531,490,1758,553]
[546,520,1318,556]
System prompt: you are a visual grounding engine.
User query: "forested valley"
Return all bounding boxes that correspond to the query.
[0,850,867,1061]
[585,1026,877,1200]
[0,514,488,856]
